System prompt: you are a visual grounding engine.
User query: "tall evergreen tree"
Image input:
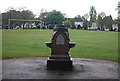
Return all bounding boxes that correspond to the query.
[89,6,97,22]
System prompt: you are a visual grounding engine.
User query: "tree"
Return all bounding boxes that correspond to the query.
[103,15,113,30]
[98,12,106,19]
[118,18,120,32]
[39,9,48,26]
[116,1,120,18]
[46,10,65,27]
[20,10,34,20]
[69,18,75,29]
[83,14,89,30]
[113,19,118,24]
[83,20,87,30]
[83,14,89,20]
[82,16,87,30]
[89,6,97,23]
[64,20,71,28]
[75,15,81,18]
[62,13,67,18]
[87,21,92,27]
[2,7,34,28]
[0,13,2,29]
[117,1,120,31]
[64,18,75,29]
[96,12,106,30]
[96,15,103,30]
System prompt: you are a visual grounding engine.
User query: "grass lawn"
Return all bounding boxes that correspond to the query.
[2,29,118,61]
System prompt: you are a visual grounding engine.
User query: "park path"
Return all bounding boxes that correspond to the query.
[1,57,119,79]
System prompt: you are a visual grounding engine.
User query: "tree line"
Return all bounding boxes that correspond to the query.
[1,6,119,31]
[1,7,35,28]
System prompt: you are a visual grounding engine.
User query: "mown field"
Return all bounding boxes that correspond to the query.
[2,29,118,61]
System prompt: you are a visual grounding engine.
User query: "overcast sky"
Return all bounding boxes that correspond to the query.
[0,0,119,19]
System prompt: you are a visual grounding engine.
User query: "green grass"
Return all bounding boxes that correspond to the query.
[2,29,118,61]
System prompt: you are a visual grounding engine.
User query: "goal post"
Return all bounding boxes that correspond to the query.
[8,19,41,29]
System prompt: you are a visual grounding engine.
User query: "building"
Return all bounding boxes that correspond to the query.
[74,18,83,29]
[112,24,118,31]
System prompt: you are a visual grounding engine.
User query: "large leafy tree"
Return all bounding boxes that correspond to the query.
[97,14,113,31]
[103,15,113,30]
[64,20,71,28]
[64,18,75,28]
[46,10,64,26]
[2,7,34,28]
[96,12,106,30]
[69,18,75,28]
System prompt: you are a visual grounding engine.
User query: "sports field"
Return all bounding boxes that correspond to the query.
[2,29,118,61]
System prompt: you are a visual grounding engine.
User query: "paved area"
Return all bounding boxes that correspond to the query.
[0,60,2,81]
[1,57,119,79]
